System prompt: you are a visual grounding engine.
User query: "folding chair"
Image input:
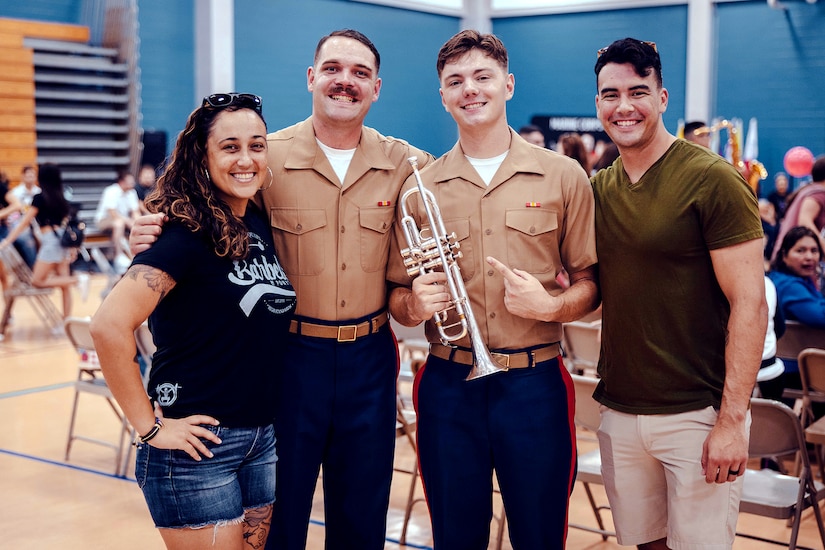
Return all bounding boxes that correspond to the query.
[569,373,614,540]
[738,397,825,550]
[777,321,825,404]
[799,348,825,480]
[395,387,423,546]
[64,316,132,476]
[0,245,64,337]
[562,320,601,376]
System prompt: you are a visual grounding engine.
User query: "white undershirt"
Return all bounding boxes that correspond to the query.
[317,139,356,184]
[465,151,509,186]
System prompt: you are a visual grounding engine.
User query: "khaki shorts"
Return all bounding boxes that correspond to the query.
[597,405,749,550]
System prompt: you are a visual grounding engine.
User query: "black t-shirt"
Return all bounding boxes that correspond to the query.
[134,206,296,427]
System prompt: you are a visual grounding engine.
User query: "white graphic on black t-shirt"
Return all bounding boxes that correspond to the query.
[229,231,296,317]
[156,382,181,406]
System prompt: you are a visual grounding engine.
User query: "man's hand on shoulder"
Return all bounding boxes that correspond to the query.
[129,213,166,255]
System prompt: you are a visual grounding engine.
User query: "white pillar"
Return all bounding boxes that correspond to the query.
[195,0,235,104]
[684,0,714,123]
[462,0,492,33]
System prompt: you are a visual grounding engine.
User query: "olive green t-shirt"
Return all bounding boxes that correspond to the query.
[592,140,763,414]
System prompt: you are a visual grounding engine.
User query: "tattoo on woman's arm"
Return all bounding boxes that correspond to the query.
[126,265,175,301]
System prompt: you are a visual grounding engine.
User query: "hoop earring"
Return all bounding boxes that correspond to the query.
[259,167,273,192]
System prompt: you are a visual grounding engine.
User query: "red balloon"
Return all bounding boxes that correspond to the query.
[784,146,815,177]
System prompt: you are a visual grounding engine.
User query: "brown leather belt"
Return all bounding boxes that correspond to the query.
[428,342,561,369]
[289,311,389,342]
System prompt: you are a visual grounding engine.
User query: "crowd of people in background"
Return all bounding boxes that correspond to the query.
[0,161,160,316]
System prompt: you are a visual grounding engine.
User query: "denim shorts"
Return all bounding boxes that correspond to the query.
[135,423,277,529]
[37,230,73,264]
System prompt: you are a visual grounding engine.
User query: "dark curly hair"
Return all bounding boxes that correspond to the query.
[145,99,267,260]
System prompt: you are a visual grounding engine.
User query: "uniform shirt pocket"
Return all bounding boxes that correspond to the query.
[270,208,327,276]
[504,209,559,274]
[359,207,395,272]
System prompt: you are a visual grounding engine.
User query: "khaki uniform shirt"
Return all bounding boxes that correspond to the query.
[263,117,432,321]
[387,129,596,350]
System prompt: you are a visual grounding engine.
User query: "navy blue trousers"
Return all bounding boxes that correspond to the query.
[266,320,397,550]
[416,354,576,550]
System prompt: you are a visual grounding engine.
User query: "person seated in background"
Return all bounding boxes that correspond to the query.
[518,124,546,147]
[135,163,158,215]
[94,169,140,272]
[772,155,825,262]
[767,171,790,222]
[683,120,710,148]
[756,274,785,401]
[5,165,41,268]
[0,170,12,294]
[768,225,825,417]
[0,163,87,317]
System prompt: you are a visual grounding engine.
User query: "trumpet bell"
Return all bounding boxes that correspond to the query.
[466,353,508,381]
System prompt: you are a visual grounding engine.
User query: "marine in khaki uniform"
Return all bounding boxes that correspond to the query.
[388,30,598,549]
[260,30,432,550]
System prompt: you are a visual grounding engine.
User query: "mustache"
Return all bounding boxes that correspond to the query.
[331,86,358,99]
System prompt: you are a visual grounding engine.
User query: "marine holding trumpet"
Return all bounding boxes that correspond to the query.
[388,30,598,549]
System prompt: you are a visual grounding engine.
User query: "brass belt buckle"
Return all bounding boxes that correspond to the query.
[337,325,358,342]
[491,352,510,369]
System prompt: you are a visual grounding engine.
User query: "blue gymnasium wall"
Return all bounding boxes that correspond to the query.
[232,0,459,157]
[494,5,688,145]
[0,0,80,23]
[3,0,824,180]
[495,0,825,187]
[135,0,459,158]
[137,0,195,154]
[716,0,825,190]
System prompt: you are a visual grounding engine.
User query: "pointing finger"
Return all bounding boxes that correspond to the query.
[486,256,520,282]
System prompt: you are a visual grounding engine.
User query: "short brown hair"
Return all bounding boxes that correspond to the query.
[436,30,508,77]
[315,29,380,73]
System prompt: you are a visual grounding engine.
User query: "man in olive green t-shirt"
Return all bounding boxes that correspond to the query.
[590,38,766,550]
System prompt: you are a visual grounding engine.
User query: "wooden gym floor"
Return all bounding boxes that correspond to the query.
[1,273,823,549]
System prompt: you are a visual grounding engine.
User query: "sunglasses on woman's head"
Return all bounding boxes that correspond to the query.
[202,93,263,114]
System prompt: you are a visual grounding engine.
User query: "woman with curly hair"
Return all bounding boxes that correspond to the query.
[91,93,296,549]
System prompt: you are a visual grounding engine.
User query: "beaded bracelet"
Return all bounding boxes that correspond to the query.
[137,417,163,445]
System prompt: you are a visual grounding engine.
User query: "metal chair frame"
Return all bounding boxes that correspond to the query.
[737,397,825,550]
[63,316,131,476]
[569,373,615,540]
[0,245,64,337]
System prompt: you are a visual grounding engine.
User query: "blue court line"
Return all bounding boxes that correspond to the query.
[0,447,132,480]
[0,381,74,399]
[1,447,435,549]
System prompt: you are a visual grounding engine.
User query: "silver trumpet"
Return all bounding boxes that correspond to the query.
[400,156,506,381]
